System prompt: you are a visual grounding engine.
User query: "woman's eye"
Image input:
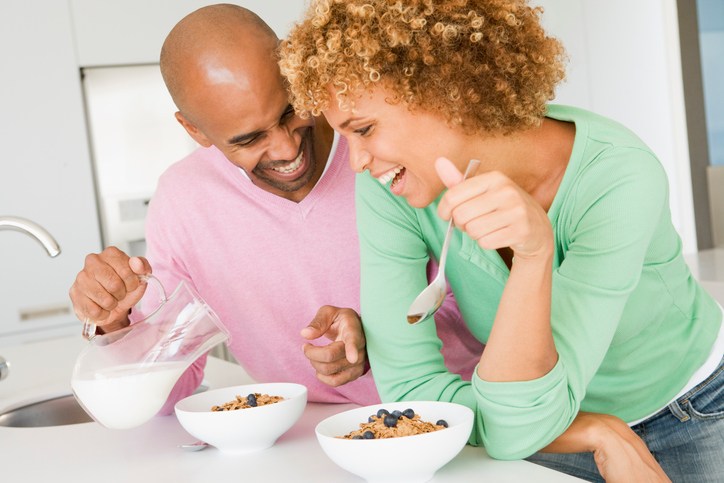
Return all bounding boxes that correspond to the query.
[355,125,372,136]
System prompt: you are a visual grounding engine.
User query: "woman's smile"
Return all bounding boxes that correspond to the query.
[374,165,407,194]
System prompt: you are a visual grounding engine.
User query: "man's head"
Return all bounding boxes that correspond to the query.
[160,4,327,201]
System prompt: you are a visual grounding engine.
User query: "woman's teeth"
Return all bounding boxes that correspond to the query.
[271,152,303,174]
[378,166,403,185]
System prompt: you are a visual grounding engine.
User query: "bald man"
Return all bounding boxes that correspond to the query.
[69,4,482,411]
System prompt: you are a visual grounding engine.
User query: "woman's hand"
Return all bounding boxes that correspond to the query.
[543,412,671,483]
[435,157,553,261]
[591,415,671,483]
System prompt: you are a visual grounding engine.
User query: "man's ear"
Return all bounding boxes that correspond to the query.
[175,111,212,147]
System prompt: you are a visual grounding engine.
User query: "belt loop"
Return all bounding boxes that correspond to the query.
[667,399,690,422]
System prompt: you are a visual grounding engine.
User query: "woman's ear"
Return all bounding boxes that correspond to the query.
[175,111,212,147]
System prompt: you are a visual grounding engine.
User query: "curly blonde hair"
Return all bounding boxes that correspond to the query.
[279,0,567,134]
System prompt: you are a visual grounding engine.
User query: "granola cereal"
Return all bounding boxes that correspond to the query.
[340,408,447,439]
[211,393,284,411]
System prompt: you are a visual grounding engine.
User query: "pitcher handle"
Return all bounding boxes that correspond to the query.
[81,274,167,341]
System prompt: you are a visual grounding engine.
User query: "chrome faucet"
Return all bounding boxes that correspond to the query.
[0,357,7,381]
[0,216,61,257]
[0,216,61,381]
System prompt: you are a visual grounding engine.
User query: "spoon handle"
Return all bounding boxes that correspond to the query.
[437,159,480,277]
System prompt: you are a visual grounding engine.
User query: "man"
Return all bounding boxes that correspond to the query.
[69,4,482,411]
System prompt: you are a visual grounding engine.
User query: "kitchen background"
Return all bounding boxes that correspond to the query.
[1,0,722,347]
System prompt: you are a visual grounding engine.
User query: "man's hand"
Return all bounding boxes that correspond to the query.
[68,246,152,332]
[542,412,671,483]
[300,305,368,387]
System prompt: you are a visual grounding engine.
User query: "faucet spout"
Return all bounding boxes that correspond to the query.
[0,216,61,257]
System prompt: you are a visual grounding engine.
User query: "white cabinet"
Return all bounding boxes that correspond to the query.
[0,1,101,344]
[69,0,306,67]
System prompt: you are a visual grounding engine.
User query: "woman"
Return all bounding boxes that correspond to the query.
[279,1,724,481]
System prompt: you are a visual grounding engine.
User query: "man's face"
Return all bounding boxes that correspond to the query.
[177,58,322,201]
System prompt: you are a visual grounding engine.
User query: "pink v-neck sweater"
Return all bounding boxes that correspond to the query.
[139,136,481,414]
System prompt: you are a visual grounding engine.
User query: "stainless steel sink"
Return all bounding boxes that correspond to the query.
[0,395,92,427]
[0,384,209,428]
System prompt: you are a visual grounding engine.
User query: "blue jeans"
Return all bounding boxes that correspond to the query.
[525,357,724,482]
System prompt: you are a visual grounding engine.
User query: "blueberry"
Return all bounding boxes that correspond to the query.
[383,414,398,428]
[247,393,257,407]
[390,410,402,419]
[368,415,375,423]
[436,419,448,428]
[362,431,375,439]
[376,408,389,418]
[352,435,363,439]
[402,408,415,419]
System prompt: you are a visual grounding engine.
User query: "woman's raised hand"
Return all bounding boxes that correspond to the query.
[435,156,553,261]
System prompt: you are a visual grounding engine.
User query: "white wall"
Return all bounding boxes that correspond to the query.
[537,0,697,254]
[69,0,306,66]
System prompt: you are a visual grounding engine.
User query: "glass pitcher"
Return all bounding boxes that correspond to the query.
[71,276,230,429]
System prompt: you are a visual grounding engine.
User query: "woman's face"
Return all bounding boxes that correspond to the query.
[323,85,468,208]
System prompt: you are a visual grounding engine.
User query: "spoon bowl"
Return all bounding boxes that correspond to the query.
[407,159,480,325]
[406,254,450,325]
[179,440,209,452]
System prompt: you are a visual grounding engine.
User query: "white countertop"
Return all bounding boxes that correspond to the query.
[0,336,581,482]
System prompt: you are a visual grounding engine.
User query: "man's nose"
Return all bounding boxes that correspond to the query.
[268,126,300,161]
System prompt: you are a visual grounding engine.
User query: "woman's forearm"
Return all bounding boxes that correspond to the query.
[541,411,608,454]
[542,412,671,483]
[477,252,557,382]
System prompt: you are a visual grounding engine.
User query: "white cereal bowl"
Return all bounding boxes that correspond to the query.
[316,401,473,483]
[174,382,307,454]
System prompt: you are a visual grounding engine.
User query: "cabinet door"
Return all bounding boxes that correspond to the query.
[0,1,101,344]
[70,0,307,67]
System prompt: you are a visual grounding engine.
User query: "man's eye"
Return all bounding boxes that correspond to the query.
[237,135,261,147]
[281,106,295,122]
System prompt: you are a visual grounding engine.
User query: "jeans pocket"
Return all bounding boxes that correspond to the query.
[681,360,724,420]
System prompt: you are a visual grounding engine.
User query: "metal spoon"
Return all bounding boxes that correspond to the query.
[178,440,209,452]
[407,159,481,325]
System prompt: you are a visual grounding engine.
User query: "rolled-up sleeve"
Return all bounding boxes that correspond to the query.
[472,360,573,459]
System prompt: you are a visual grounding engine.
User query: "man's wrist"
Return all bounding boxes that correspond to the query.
[96,309,132,335]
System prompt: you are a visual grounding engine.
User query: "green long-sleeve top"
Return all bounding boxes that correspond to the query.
[356,104,722,460]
